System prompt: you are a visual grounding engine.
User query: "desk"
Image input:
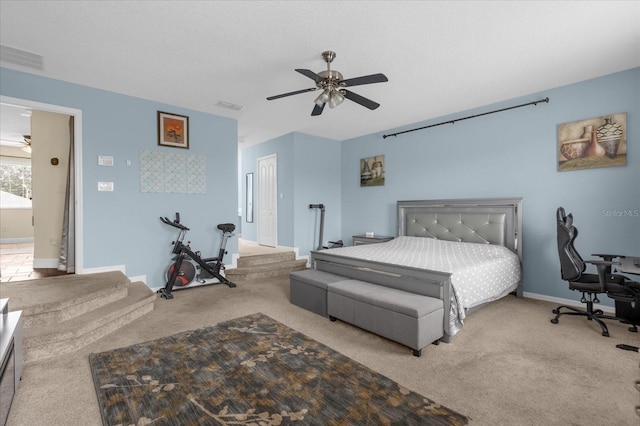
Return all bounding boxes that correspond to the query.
[617,256,640,275]
[613,257,640,324]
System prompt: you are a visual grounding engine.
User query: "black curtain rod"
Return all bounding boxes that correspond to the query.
[382,97,550,139]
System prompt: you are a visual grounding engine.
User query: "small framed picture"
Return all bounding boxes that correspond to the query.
[360,155,385,187]
[158,111,189,149]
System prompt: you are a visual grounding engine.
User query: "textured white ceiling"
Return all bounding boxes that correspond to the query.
[1,1,639,147]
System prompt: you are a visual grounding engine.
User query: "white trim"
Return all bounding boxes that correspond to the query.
[0,237,34,244]
[32,258,58,269]
[523,291,615,314]
[0,96,83,273]
[128,274,147,285]
[79,264,126,275]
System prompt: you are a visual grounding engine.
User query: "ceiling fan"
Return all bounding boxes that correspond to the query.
[21,135,32,153]
[266,51,388,116]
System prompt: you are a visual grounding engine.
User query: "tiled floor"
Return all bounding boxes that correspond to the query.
[0,243,67,282]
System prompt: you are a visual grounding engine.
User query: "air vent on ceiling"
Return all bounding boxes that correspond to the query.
[0,45,44,70]
[216,101,245,111]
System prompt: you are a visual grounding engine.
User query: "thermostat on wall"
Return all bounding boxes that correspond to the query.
[98,155,114,166]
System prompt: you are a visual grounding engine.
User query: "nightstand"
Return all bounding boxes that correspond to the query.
[352,235,394,246]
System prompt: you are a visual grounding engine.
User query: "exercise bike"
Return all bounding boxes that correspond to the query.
[158,213,236,299]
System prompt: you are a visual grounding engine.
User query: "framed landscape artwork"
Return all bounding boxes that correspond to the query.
[557,112,626,171]
[360,155,385,187]
[158,111,189,149]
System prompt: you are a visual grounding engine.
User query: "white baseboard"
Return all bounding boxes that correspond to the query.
[0,237,34,244]
[128,274,147,285]
[78,264,126,275]
[523,291,615,314]
[32,258,58,269]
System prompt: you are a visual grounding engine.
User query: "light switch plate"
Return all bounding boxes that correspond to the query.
[98,181,114,191]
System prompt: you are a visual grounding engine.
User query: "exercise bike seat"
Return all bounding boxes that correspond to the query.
[218,223,236,233]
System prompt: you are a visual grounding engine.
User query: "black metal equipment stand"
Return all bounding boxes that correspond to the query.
[158,215,236,300]
[309,204,343,250]
[309,204,326,251]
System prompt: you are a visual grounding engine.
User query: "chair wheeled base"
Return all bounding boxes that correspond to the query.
[550,292,639,337]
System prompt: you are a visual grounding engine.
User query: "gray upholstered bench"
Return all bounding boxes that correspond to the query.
[289,269,347,317]
[327,280,444,357]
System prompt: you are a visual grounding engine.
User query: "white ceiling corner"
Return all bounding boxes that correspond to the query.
[0,1,638,147]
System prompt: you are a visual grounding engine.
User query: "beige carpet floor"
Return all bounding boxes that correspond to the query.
[6,276,640,426]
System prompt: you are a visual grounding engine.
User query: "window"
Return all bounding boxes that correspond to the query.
[0,162,32,208]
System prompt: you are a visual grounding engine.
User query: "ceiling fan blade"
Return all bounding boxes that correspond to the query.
[311,103,325,116]
[343,90,380,110]
[267,87,317,101]
[296,68,322,82]
[341,73,388,87]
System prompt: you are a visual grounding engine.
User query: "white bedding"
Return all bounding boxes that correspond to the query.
[321,236,522,336]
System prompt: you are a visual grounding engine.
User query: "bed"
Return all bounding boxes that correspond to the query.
[310,197,523,342]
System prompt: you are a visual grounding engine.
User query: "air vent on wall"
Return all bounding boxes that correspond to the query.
[0,45,44,70]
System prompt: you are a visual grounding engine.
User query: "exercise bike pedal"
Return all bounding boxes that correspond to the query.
[157,288,174,299]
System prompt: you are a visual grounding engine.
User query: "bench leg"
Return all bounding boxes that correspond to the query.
[412,349,422,357]
[329,316,337,322]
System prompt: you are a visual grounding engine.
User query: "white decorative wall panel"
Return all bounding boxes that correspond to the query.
[140,150,206,193]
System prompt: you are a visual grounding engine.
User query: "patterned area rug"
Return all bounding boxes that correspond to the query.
[89,313,468,425]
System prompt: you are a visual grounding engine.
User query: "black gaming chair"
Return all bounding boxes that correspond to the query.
[551,207,640,336]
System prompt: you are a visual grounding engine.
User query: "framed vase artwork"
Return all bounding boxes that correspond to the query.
[360,155,385,187]
[158,111,189,149]
[557,113,626,171]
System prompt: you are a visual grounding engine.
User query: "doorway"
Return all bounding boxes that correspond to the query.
[257,154,277,247]
[0,96,83,281]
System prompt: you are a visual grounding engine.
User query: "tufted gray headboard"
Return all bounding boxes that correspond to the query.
[397,197,523,262]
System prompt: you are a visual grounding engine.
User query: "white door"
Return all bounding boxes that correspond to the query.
[257,154,277,247]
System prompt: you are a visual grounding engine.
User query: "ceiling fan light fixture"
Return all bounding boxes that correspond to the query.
[328,89,345,109]
[314,88,331,106]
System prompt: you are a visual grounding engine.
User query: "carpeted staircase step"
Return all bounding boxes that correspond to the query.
[236,251,296,267]
[23,281,156,363]
[225,258,307,281]
[0,271,130,328]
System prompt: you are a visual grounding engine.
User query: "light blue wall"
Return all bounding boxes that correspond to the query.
[341,68,639,305]
[4,65,636,305]
[292,133,342,252]
[241,132,341,253]
[1,68,238,288]
[240,133,294,246]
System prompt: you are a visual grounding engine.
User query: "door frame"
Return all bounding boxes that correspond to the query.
[0,95,84,273]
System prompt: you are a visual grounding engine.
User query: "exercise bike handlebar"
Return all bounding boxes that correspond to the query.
[160,215,189,230]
